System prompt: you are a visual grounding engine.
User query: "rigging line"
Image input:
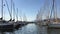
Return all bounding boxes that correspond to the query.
[5,0,12,19]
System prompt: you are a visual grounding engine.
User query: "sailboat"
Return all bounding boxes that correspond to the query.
[0,0,17,32]
[0,0,28,32]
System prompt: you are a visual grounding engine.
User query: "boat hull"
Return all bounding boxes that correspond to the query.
[0,23,14,32]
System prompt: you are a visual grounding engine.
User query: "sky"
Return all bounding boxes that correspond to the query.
[0,0,60,21]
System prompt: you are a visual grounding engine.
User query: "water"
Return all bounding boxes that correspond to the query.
[15,23,39,34]
[3,23,60,34]
[3,23,40,34]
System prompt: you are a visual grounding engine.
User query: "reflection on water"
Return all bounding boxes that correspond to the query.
[15,23,39,34]
[3,23,40,34]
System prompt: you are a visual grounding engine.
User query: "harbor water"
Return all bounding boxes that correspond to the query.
[2,23,41,34]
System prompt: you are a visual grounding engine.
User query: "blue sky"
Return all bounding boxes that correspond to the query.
[0,0,60,21]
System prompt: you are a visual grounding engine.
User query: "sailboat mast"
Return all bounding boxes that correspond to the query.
[50,0,55,19]
[17,8,18,21]
[1,0,3,20]
[13,1,15,20]
[53,0,55,18]
[52,0,57,19]
[11,0,12,20]
[23,13,27,21]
